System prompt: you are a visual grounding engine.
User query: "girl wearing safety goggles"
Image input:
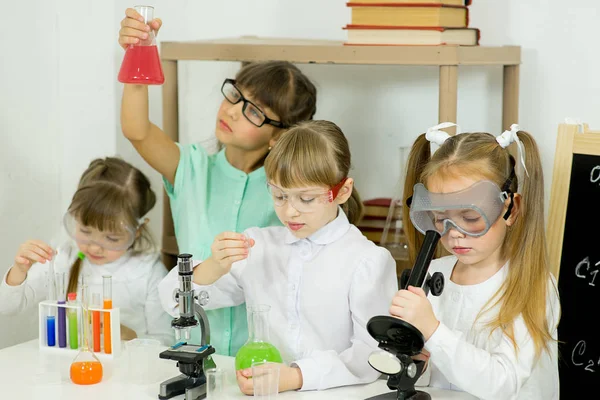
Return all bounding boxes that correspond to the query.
[0,157,174,345]
[158,120,398,394]
[389,124,560,399]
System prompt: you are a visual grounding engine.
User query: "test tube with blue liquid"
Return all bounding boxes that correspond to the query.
[45,252,57,347]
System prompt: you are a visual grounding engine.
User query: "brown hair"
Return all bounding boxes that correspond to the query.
[403,130,558,359]
[66,157,156,294]
[235,61,317,128]
[264,120,363,224]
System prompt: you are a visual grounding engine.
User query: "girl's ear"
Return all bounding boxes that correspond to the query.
[268,127,285,149]
[505,193,521,226]
[335,178,354,205]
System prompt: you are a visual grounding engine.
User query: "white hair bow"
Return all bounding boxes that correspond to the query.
[425,122,460,155]
[496,123,529,192]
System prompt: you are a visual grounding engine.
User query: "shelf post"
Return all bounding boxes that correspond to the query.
[502,64,520,131]
[438,65,458,135]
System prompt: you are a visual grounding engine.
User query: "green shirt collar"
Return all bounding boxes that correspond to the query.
[217,148,266,182]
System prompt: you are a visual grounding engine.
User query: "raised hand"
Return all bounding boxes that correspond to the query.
[118,7,162,50]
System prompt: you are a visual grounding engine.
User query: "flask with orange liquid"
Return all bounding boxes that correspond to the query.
[70,284,103,385]
[117,5,164,84]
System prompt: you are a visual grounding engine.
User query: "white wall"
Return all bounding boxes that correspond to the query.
[0,1,117,348]
[2,0,600,349]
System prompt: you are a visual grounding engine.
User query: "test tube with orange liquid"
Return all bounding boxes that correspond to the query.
[103,275,112,354]
[92,293,101,353]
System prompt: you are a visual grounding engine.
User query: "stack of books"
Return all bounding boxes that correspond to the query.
[343,0,480,46]
[357,198,410,278]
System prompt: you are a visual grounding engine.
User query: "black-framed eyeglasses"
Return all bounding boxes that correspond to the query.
[221,79,286,128]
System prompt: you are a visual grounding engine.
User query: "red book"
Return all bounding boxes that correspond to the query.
[346,0,471,4]
[363,198,402,219]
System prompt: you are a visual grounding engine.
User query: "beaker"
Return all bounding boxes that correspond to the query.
[234,304,283,371]
[380,146,410,275]
[70,285,103,385]
[126,338,161,385]
[252,361,281,398]
[206,368,226,399]
[117,5,165,85]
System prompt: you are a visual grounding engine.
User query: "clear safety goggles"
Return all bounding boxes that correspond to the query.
[408,180,512,237]
[63,212,141,251]
[267,178,347,213]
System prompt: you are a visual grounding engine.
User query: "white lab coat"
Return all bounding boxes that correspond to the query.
[420,256,560,400]
[159,209,398,391]
[0,241,174,345]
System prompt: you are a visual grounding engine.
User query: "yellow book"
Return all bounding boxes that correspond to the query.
[344,26,479,46]
[348,3,469,28]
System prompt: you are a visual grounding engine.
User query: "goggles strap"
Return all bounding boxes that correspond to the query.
[501,162,517,220]
[503,192,514,221]
[329,177,348,202]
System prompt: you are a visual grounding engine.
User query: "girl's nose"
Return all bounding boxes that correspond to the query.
[448,227,465,239]
[88,242,104,253]
[284,199,302,217]
[226,101,243,120]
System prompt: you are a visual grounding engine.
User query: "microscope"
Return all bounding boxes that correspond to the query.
[366,231,445,400]
[159,253,216,400]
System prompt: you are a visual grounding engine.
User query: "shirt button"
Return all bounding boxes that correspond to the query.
[452,292,460,302]
[234,200,241,205]
[290,284,296,291]
[290,324,298,330]
[224,331,231,337]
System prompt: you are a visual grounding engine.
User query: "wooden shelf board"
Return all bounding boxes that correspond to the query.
[160,37,521,66]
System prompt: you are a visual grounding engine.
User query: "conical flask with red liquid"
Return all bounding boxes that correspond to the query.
[118,5,164,85]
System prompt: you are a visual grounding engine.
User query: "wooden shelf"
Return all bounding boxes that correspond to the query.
[158,37,521,267]
[161,37,520,66]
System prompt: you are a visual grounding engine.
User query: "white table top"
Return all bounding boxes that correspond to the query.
[0,339,477,399]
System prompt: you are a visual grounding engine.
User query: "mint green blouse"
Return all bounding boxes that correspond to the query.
[164,143,281,356]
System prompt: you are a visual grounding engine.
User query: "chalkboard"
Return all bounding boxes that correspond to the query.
[547,123,600,398]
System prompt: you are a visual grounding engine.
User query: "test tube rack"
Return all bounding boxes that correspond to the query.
[38,300,122,358]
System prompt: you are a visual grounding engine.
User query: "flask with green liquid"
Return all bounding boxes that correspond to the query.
[234,304,283,370]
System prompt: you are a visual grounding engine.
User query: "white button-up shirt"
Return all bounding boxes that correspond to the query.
[422,256,560,400]
[159,209,398,391]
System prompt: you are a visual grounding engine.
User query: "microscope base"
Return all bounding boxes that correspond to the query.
[365,389,431,400]
[159,373,207,400]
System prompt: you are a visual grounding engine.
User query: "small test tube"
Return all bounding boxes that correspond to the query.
[67,292,78,349]
[92,293,101,353]
[103,275,112,354]
[56,273,67,348]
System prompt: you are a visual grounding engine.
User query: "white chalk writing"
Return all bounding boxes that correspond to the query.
[572,340,600,372]
[575,257,600,286]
